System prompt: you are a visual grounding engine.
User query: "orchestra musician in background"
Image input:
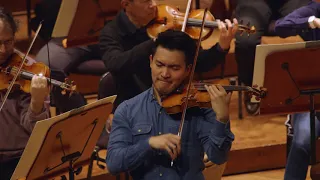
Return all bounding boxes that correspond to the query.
[0,7,50,180]
[274,1,320,179]
[99,0,238,112]
[234,0,310,115]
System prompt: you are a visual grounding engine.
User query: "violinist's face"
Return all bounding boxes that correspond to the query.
[150,46,191,96]
[0,20,14,65]
[123,0,157,26]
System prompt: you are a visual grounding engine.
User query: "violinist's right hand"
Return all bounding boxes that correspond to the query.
[149,134,181,160]
[30,74,49,114]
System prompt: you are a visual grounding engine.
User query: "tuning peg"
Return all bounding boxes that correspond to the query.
[246,22,250,27]
[240,19,243,25]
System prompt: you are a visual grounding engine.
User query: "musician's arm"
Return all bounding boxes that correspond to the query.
[198,108,234,165]
[195,43,229,72]
[99,26,155,73]
[275,2,319,38]
[19,94,50,133]
[106,102,153,175]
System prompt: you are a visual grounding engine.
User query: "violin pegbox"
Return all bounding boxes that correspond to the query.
[60,78,77,96]
[238,20,256,36]
[248,84,267,101]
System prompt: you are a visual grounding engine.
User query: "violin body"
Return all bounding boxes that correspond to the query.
[147,5,215,40]
[0,52,50,93]
[161,82,266,114]
[0,50,76,94]
[161,84,212,114]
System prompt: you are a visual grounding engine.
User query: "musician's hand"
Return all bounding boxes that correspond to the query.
[149,134,181,160]
[314,17,320,28]
[218,18,238,51]
[203,153,214,168]
[30,74,49,114]
[204,84,232,123]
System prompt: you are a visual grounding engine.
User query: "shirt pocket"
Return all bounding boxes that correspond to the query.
[131,124,152,144]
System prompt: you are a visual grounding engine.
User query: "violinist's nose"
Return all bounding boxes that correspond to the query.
[161,68,170,79]
[0,44,5,53]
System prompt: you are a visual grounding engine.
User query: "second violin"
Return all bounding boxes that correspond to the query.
[0,50,76,95]
[147,5,256,40]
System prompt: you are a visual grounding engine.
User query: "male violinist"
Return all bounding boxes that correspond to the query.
[274,1,320,179]
[0,7,50,179]
[99,0,238,112]
[106,30,234,179]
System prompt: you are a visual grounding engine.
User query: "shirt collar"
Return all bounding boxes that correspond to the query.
[117,10,139,36]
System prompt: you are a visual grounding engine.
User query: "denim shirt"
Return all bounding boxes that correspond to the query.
[106,88,234,180]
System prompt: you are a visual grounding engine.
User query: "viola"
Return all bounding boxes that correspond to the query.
[0,50,76,94]
[161,82,267,114]
[147,4,256,40]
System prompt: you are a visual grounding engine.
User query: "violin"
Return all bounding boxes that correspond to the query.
[161,82,267,114]
[0,21,75,111]
[0,50,76,94]
[147,4,256,40]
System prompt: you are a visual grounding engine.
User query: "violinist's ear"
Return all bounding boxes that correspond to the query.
[149,54,153,64]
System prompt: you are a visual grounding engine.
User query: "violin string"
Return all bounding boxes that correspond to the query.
[0,22,43,112]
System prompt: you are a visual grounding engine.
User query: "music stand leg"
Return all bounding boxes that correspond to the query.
[310,94,317,165]
[68,161,75,180]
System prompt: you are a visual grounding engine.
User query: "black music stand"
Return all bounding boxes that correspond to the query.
[252,40,320,165]
[10,95,116,180]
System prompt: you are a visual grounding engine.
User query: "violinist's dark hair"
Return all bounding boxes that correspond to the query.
[152,29,196,66]
[0,7,18,35]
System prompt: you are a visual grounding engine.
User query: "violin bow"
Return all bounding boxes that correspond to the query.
[181,0,193,32]
[0,22,43,112]
[171,5,208,166]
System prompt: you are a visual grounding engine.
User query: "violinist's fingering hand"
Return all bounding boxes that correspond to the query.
[30,74,49,114]
[149,134,181,160]
[204,84,232,123]
[217,18,238,51]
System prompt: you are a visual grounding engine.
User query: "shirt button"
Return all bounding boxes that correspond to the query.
[160,173,163,177]
[159,111,161,114]
[138,129,141,132]
[158,132,162,135]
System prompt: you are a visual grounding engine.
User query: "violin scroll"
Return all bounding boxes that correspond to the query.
[237,20,256,36]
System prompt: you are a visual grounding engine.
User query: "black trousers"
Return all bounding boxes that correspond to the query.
[0,158,20,180]
[235,0,310,86]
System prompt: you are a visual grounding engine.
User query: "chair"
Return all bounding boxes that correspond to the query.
[86,72,124,179]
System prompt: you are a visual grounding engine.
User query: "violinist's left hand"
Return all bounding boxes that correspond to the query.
[217,18,238,51]
[204,84,232,123]
[30,74,49,114]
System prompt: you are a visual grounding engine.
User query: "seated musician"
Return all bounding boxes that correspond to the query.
[274,1,320,179]
[234,0,310,115]
[106,30,234,179]
[0,8,50,179]
[99,0,238,112]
